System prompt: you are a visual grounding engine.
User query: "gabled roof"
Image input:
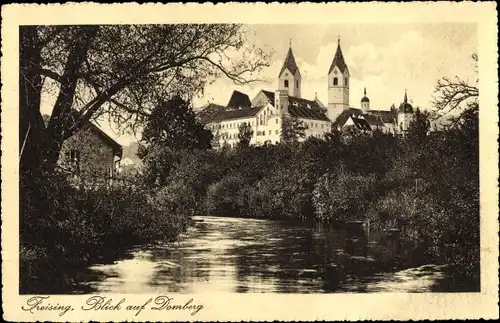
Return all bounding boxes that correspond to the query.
[261,90,276,103]
[196,103,226,124]
[332,108,364,126]
[261,90,330,121]
[227,90,252,109]
[329,42,349,75]
[350,116,372,131]
[66,109,122,157]
[208,106,263,123]
[288,97,330,121]
[279,47,300,77]
[366,110,397,123]
[364,114,385,127]
[86,122,123,157]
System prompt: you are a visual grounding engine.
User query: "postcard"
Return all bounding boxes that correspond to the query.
[1,2,499,321]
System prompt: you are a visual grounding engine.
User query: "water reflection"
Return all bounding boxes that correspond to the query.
[71,216,449,294]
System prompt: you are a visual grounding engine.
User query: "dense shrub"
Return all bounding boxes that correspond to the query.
[368,189,442,241]
[205,174,246,216]
[313,170,376,222]
[20,171,190,293]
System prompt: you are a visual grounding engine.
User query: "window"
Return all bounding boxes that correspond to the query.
[280,104,283,110]
[345,78,348,86]
[296,80,299,88]
[284,80,289,88]
[276,119,278,124]
[275,130,279,135]
[269,130,271,135]
[333,77,338,86]
[66,150,80,164]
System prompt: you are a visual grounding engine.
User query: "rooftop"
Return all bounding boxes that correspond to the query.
[227,90,252,109]
[261,90,330,121]
[279,46,300,77]
[328,40,349,75]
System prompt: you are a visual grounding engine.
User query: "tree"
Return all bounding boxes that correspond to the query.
[281,115,308,144]
[19,25,271,175]
[236,122,253,149]
[431,53,478,118]
[406,108,431,147]
[141,95,213,150]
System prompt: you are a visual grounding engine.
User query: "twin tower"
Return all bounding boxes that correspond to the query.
[277,38,350,121]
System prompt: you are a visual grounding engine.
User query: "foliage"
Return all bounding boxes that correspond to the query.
[313,170,376,222]
[205,174,247,216]
[24,52,483,291]
[236,122,253,149]
[368,189,442,241]
[142,95,213,149]
[281,115,308,144]
[20,172,190,293]
[138,102,478,278]
[406,108,431,147]
[19,24,270,174]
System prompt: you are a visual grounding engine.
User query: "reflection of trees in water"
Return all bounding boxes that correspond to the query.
[230,219,431,293]
[70,217,440,294]
[231,222,348,293]
[146,244,213,293]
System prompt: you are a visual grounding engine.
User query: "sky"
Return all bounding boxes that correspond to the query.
[194,23,478,110]
[41,23,478,146]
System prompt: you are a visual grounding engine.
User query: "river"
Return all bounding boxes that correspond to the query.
[70,216,458,293]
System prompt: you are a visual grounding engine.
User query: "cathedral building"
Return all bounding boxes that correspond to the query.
[199,39,416,148]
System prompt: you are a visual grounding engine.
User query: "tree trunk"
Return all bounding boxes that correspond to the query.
[19,26,46,176]
[20,26,100,176]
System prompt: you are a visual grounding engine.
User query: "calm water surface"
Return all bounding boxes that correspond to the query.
[71,216,450,293]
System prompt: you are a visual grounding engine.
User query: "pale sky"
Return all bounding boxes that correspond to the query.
[42,23,477,146]
[195,23,478,110]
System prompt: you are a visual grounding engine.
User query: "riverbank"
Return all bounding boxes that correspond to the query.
[138,107,479,282]
[20,107,479,292]
[19,171,192,294]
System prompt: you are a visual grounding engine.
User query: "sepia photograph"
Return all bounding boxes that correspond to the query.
[18,21,481,294]
[2,2,499,322]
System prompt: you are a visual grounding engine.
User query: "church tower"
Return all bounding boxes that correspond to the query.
[278,41,301,98]
[327,38,350,121]
[397,89,414,134]
[361,87,370,112]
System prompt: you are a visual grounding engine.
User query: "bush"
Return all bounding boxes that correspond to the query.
[313,170,376,222]
[205,174,246,216]
[368,188,442,241]
[20,171,190,293]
